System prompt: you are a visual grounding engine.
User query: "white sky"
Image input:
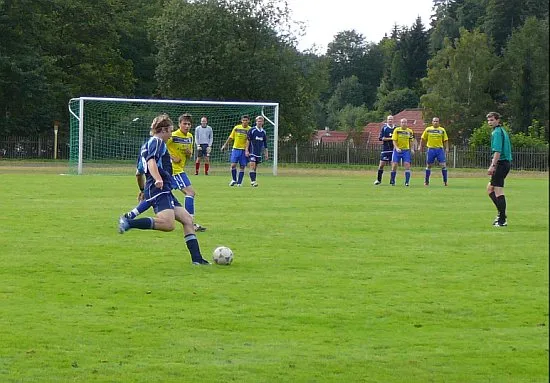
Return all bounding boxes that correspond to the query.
[287,0,434,52]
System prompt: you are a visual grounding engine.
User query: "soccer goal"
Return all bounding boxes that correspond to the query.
[68,97,279,175]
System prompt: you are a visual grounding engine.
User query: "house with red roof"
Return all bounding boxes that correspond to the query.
[311,128,350,145]
[312,109,427,147]
[363,108,426,145]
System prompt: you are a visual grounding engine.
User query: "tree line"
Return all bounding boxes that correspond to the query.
[0,0,548,148]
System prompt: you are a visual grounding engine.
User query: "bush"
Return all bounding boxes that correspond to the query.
[470,120,548,149]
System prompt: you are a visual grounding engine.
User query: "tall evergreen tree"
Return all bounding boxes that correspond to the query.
[503,17,549,133]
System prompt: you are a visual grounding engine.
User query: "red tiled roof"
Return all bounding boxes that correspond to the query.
[312,130,349,144]
[363,109,426,143]
[312,109,427,145]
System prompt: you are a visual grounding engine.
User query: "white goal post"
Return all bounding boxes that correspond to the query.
[68,96,279,175]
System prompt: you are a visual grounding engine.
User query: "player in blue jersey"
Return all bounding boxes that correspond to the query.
[118,114,210,265]
[374,115,395,185]
[245,116,269,187]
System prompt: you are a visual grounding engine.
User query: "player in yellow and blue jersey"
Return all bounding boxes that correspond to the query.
[418,117,449,186]
[167,114,206,231]
[221,115,251,186]
[390,118,415,186]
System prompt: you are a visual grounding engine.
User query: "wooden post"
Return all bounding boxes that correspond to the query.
[53,121,59,160]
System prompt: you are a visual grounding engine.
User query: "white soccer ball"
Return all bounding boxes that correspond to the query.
[212,246,234,265]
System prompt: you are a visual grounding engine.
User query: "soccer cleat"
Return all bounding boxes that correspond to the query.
[192,258,211,266]
[118,216,130,234]
[444,182,448,186]
[229,180,236,186]
[251,181,258,187]
[195,172,198,176]
[205,172,208,176]
[493,215,506,225]
[405,183,409,187]
[236,183,242,187]
[390,182,395,186]
[493,220,508,227]
[193,223,207,232]
[373,180,381,185]
[424,181,429,186]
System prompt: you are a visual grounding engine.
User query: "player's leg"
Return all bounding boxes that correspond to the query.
[404,161,412,186]
[491,162,510,226]
[174,205,209,264]
[403,150,412,186]
[204,144,210,175]
[124,197,152,219]
[390,160,398,185]
[249,157,258,186]
[195,155,201,175]
[229,149,238,185]
[375,155,386,185]
[119,193,175,233]
[439,149,448,185]
[425,149,433,185]
[236,151,247,186]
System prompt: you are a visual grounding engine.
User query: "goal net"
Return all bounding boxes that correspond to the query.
[68,97,279,175]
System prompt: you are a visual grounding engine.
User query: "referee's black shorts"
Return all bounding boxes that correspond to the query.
[490,160,511,187]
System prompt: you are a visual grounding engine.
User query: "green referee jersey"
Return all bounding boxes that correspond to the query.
[491,126,512,161]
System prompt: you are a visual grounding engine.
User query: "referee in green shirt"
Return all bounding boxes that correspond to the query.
[486,112,512,227]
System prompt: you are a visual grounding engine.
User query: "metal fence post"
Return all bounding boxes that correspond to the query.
[453,145,457,168]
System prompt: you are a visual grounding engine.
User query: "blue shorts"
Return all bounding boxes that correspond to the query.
[427,148,446,164]
[230,149,248,167]
[380,150,392,162]
[149,192,182,214]
[197,144,210,158]
[392,149,411,163]
[249,154,262,164]
[172,172,192,189]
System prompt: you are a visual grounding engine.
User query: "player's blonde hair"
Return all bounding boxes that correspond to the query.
[150,114,173,133]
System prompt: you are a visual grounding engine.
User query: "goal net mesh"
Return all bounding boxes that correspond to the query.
[68,97,277,174]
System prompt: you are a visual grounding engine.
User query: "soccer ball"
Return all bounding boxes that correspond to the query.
[212,246,233,265]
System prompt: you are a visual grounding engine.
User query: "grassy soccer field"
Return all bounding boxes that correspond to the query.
[0,170,548,383]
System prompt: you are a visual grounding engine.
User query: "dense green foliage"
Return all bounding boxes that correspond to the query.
[470,120,549,149]
[0,0,548,144]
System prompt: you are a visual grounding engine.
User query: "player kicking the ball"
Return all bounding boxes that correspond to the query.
[118,114,210,265]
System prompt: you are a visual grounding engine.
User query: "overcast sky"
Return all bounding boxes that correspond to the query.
[286,0,434,51]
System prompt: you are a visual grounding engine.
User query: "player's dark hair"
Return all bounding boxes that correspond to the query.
[241,115,250,120]
[179,113,192,123]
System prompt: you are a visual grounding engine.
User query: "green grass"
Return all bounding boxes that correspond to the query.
[0,171,548,382]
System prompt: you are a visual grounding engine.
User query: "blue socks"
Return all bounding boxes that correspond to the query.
[250,171,257,182]
[442,167,448,183]
[185,234,203,262]
[237,171,244,185]
[390,171,396,184]
[184,195,195,216]
[231,168,237,182]
[425,168,431,183]
[405,170,411,184]
[128,217,154,230]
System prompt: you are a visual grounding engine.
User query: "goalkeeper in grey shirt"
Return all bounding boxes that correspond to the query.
[194,116,214,175]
